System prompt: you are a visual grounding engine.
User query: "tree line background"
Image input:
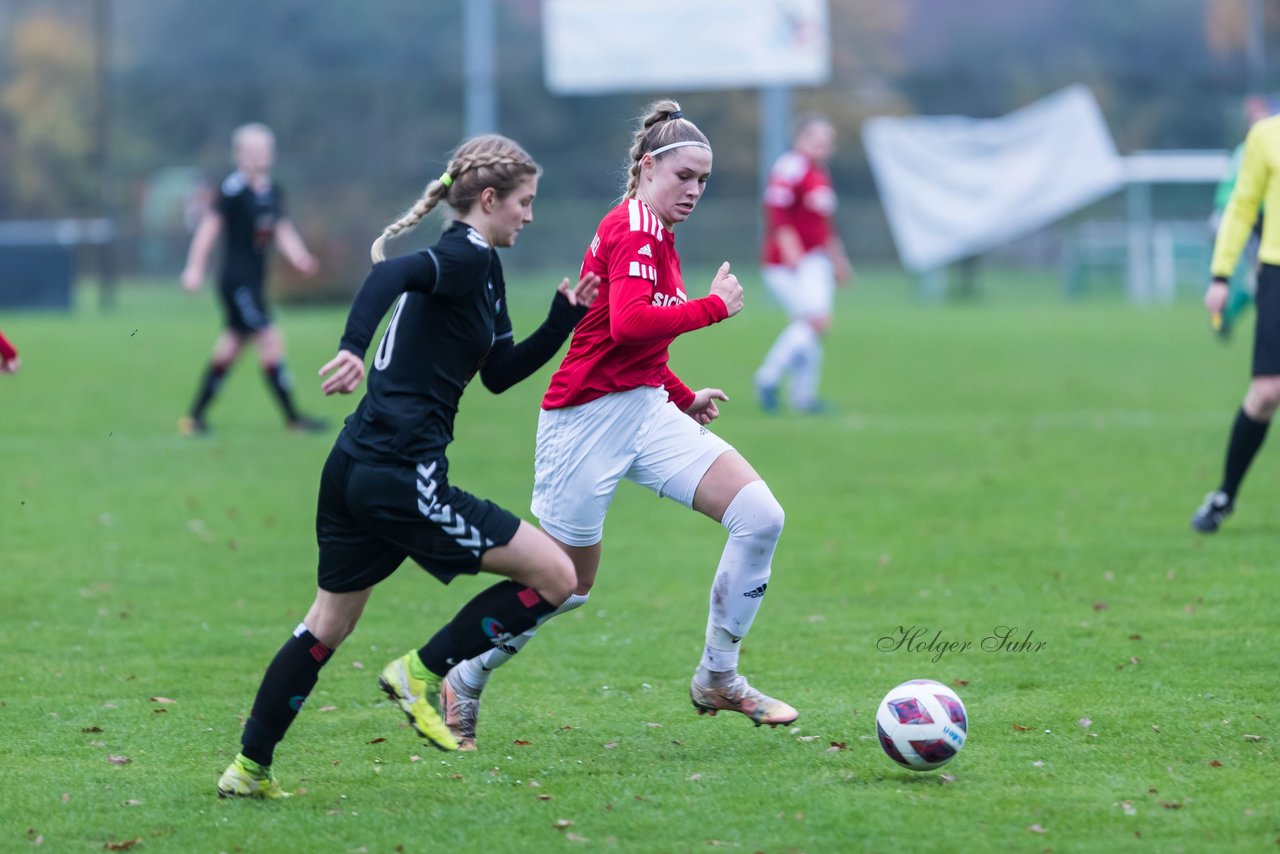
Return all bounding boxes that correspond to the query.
[0,0,1275,298]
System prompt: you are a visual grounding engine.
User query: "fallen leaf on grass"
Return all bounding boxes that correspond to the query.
[645,722,662,728]
[1119,801,1136,816]
[528,780,541,788]
[796,735,818,742]
[1128,633,1142,640]
[1242,734,1266,742]
[82,726,104,733]
[1152,725,1160,733]
[1209,759,1222,768]
[123,799,142,807]
[1078,717,1092,729]
[1032,760,1045,767]
[366,738,386,745]
[104,839,142,851]
[351,661,365,670]
[149,697,176,704]
[1028,824,1047,834]
[828,741,848,751]
[1013,724,1032,732]
[602,742,618,750]
[152,709,166,715]
[553,819,573,830]
[1161,802,1183,810]
[107,755,130,765]
[318,706,338,713]
[559,725,575,731]
[1092,601,1108,611]
[26,828,42,846]
[565,833,589,843]
[939,774,956,784]
[513,740,532,746]
[537,794,552,801]
[687,773,703,781]
[409,755,422,762]
[953,679,970,687]
[61,794,69,803]
[706,841,739,848]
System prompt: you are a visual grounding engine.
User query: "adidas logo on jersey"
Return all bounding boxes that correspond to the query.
[743,583,768,599]
[637,243,653,258]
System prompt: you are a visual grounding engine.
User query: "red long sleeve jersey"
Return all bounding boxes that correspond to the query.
[542,198,728,412]
[0,329,17,361]
[761,151,836,265]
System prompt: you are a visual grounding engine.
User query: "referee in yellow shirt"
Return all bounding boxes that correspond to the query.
[1194,113,1280,532]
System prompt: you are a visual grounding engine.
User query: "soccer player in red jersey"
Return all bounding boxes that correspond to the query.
[443,100,798,749]
[0,328,19,374]
[753,114,853,413]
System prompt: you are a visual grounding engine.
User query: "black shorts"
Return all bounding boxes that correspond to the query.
[219,282,273,334]
[315,445,521,593]
[1253,263,1280,376]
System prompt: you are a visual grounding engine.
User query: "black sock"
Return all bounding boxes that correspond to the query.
[190,362,229,419]
[264,362,301,423]
[417,582,555,677]
[1220,406,1271,500]
[240,626,334,767]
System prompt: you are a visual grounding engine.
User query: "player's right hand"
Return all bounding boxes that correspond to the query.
[709,261,743,317]
[1204,278,1229,316]
[180,267,203,292]
[320,349,365,395]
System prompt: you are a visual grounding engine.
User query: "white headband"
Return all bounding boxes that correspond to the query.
[649,140,712,157]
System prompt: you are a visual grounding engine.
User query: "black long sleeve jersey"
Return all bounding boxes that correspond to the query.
[216,170,284,290]
[335,221,585,468]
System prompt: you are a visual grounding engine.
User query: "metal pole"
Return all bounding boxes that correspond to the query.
[464,0,497,137]
[1247,0,1266,95]
[93,0,116,311]
[758,85,793,201]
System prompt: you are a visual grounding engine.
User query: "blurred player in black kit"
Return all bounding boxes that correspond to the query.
[179,123,325,435]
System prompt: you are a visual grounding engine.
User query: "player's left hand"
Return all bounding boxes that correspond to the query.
[320,349,365,395]
[835,256,855,287]
[559,272,600,308]
[296,254,321,277]
[685,388,728,425]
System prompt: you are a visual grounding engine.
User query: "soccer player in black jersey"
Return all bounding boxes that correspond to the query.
[217,134,599,799]
[179,123,325,435]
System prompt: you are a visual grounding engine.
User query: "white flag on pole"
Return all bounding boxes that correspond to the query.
[863,85,1124,273]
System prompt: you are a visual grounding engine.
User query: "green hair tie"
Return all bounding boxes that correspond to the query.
[439,172,453,187]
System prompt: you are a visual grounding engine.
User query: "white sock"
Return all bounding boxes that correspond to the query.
[699,481,784,676]
[787,324,823,409]
[755,320,811,389]
[452,592,590,696]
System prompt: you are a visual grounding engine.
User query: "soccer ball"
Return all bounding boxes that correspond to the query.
[875,679,968,771]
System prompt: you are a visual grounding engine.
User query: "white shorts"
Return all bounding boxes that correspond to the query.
[531,386,734,547]
[763,251,835,320]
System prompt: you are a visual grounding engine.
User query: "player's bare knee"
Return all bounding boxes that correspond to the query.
[528,548,575,606]
[1247,377,1280,417]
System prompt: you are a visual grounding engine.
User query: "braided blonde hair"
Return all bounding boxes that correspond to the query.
[623,99,711,200]
[371,134,541,262]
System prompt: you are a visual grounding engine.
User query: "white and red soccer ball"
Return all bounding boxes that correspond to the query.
[875,679,968,771]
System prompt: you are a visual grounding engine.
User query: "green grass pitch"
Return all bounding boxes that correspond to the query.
[0,268,1275,851]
